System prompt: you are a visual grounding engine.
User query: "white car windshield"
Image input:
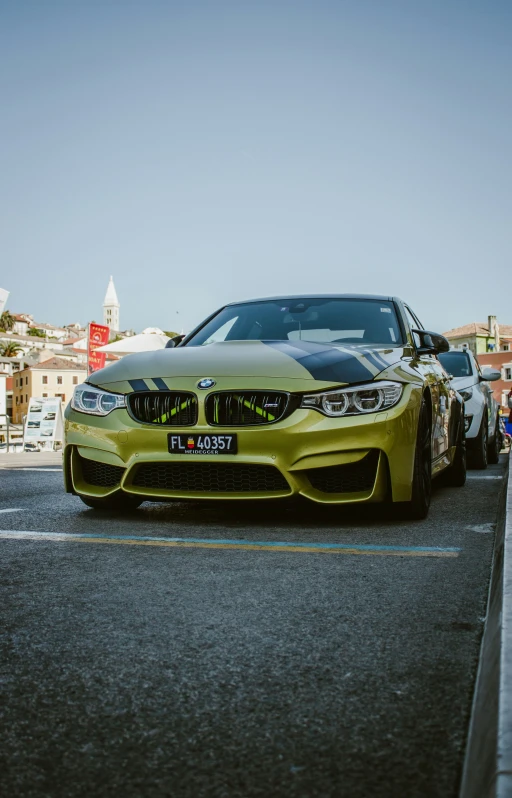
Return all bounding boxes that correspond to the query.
[185,298,403,347]
[438,352,473,378]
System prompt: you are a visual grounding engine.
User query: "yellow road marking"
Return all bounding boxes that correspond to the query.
[0,532,459,557]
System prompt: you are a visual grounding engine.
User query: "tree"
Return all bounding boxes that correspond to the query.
[28,328,45,338]
[0,311,15,332]
[0,341,24,357]
[163,331,179,338]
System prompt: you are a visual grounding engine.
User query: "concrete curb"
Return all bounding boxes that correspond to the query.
[460,453,512,798]
[0,451,63,469]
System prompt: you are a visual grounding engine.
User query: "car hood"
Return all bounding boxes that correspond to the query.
[88,340,408,393]
[449,375,476,391]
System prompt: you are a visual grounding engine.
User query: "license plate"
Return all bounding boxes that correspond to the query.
[168,433,237,455]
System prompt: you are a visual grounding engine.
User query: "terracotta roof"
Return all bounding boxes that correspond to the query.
[28,356,87,371]
[443,322,512,338]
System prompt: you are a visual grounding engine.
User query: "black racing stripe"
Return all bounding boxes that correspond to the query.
[152,377,168,391]
[264,341,374,383]
[361,350,387,371]
[367,349,391,369]
[129,379,149,392]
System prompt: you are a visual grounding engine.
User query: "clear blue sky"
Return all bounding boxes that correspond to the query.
[1,0,511,335]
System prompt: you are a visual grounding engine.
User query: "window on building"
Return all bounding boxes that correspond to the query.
[55,393,66,403]
[15,396,18,405]
[504,344,510,352]
[57,376,63,385]
[25,394,28,403]
[42,393,48,398]
[42,375,48,384]
[506,368,512,381]
[25,376,29,385]
[73,376,78,385]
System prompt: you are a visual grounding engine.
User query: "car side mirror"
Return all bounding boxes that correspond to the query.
[412,329,450,355]
[165,335,184,349]
[480,367,501,382]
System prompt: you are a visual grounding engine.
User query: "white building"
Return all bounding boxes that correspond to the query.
[103,276,120,332]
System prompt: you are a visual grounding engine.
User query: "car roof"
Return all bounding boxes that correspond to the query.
[226,294,397,306]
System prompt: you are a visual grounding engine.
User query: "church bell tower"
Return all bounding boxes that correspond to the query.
[103,276,120,332]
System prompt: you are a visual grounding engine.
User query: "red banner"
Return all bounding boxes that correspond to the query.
[88,322,110,374]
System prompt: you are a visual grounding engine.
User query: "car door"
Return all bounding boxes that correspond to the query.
[403,304,450,460]
[474,356,496,438]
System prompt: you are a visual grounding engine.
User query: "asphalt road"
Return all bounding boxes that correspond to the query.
[0,458,506,798]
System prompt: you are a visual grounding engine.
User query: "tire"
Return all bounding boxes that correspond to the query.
[444,413,466,487]
[487,421,501,465]
[468,414,488,470]
[77,493,143,511]
[397,396,432,520]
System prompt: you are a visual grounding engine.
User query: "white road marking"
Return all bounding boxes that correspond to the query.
[466,475,503,480]
[0,509,25,514]
[466,523,495,535]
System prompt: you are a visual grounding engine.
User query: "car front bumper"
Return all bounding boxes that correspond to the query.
[64,384,422,505]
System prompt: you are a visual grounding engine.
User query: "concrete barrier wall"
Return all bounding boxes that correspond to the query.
[460,454,512,798]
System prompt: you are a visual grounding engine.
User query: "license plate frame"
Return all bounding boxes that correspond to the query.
[168,433,238,455]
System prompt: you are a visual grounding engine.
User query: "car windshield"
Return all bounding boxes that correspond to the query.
[185,298,403,347]
[438,351,473,378]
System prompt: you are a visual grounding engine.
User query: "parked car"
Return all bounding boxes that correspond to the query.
[438,350,501,468]
[65,294,466,519]
[499,416,511,450]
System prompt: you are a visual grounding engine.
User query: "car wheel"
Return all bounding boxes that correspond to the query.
[487,420,501,465]
[469,414,488,470]
[398,396,432,520]
[444,414,466,487]
[77,493,143,511]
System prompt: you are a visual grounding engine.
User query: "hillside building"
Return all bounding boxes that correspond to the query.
[12,356,87,423]
[443,316,512,355]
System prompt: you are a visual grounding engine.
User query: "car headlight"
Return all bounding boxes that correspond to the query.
[458,387,473,401]
[71,384,126,416]
[301,381,403,417]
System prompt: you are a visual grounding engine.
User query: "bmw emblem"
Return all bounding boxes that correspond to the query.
[197,378,216,390]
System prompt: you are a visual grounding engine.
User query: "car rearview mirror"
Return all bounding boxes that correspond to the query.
[412,329,450,355]
[480,367,501,382]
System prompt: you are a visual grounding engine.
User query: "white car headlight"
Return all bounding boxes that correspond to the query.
[301,381,403,417]
[71,384,126,416]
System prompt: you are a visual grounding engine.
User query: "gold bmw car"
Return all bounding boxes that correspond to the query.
[64,294,466,518]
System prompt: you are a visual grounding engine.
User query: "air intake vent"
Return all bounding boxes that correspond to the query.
[306,451,379,494]
[205,392,289,426]
[132,462,290,493]
[80,455,125,488]
[128,391,197,426]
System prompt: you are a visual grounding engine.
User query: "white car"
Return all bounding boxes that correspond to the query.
[438,350,501,468]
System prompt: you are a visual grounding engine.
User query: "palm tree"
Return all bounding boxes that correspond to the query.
[0,311,15,331]
[0,341,24,357]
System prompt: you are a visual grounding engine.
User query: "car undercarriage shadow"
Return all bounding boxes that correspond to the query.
[79,479,448,531]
